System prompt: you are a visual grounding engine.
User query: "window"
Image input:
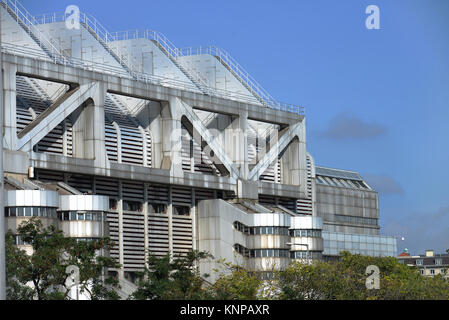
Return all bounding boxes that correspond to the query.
[25,207,31,217]
[420,269,424,275]
[109,199,118,210]
[435,258,442,266]
[249,249,290,258]
[430,269,435,275]
[174,206,190,216]
[150,204,167,214]
[123,201,142,212]
[290,229,322,238]
[416,259,423,266]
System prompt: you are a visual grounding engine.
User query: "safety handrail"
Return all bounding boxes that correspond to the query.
[20,8,305,115]
[2,43,304,112]
[1,0,68,64]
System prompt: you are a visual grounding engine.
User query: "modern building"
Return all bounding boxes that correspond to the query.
[0,0,396,286]
[397,250,449,277]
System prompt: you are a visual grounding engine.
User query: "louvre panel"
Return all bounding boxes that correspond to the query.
[105,118,118,162]
[65,119,73,157]
[297,154,313,215]
[171,187,192,206]
[147,184,169,204]
[123,211,145,271]
[148,214,169,257]
[194,188,215,201]
[107,212,120,263]
[279,198,297,213]
[16,76,51,116]
[247,123,281,183]
[121,125,144,166]
[122,180,144,202]
[181,127,193,171]
[16,97,33,133]
[172,215,192,256]
[259,158,280,183]
[35,122,64,155]
[94,177,119,198]
[17,76,73,156]
[145,130,152,167]
[258,195,276,207]
[35,170,64,183]
[67,174,93,194]
[104,94,151,168]
[180,123,220,175]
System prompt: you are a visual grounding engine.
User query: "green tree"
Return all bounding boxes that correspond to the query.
[131,250,212,300]
[279,251,449,300]
[208,261,261,300]
[6,217,121,300]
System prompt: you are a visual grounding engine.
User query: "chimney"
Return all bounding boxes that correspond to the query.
[425,250,434,257]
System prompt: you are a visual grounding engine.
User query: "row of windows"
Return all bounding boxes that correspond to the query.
[251,249,291,258]
[420,269,447,275]
[233,222,290,235]
[291,251,323,260]
[233,244,322,259]
[233,221,322,238]
[58,211,105,221]
[335,214,378,226]
[416,259,444,266]
[5,207,58,218]
[110,200,189,216]
[233,244,290,258]
[290,229,322,238]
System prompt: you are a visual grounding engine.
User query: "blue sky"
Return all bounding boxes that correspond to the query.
[22,0,449,255]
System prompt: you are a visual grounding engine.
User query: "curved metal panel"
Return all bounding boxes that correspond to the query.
[59,195,109,211]
[5,190,59,207]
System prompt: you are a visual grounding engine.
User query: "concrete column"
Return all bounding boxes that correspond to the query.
[148,101,162,168]
[85,83,107,168]
[118,180,124,280]
[225,111,248,179]
[2,62,17,150]
[72,83,107,167]
[281,120,307,195]
[161,98,183,176]
[71,108,84,158]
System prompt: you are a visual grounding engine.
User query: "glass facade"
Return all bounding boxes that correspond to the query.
[5,206,58,218]
[322,231,396,257]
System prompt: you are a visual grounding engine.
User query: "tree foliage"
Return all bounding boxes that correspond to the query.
[208,261,261,300]
[131,250,213,300]
[6,218,121,300]
[278,251,449,300]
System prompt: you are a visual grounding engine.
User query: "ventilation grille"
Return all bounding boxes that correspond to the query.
[123,211,145,271]
[16,76,73,156]
[297,154,313,215]
[247,124,281,183]
[180,123,220,175]
[148,214,169,257]
[148,184,169,204]
[104,94,152,167]
[172,186,191,206]
[172,215,192,256]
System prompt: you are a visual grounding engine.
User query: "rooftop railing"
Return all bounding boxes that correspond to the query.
[8,1,304,115]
